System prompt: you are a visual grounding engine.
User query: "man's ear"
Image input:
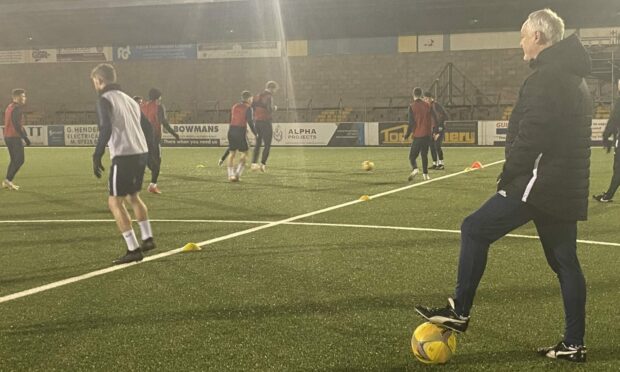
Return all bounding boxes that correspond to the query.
[535,30,547,45]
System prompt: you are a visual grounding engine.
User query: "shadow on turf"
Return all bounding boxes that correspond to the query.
[1,292,442,333]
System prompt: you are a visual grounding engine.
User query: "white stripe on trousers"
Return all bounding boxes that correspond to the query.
[112,164,118,196]
[521,153,543,202]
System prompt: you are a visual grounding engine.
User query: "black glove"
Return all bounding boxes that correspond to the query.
[93,155,105,178]
[173,132,180,140]
[23,137,31,146]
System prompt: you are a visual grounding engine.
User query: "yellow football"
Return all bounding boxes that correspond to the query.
[411,322,457,364]
[362,160,375,171]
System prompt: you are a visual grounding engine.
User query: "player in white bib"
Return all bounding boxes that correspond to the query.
[91,63,157,265]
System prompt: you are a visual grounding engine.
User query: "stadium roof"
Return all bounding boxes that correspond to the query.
[0,0,618,49]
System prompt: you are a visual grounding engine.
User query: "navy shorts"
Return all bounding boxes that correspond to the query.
[228,126,249,152]
[108,153,148,197]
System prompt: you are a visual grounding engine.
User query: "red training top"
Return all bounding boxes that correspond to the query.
[3,102,23,138]
[252,90,273,122]
[409,99,433,138]
[230,102,251,127]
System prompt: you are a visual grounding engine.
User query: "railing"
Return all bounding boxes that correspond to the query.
[427,62,499,107]
[581,30,620,47]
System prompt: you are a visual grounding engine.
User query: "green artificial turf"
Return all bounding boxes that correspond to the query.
[0,147,618,371]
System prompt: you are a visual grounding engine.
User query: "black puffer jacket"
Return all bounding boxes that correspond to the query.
[499,34,593,221]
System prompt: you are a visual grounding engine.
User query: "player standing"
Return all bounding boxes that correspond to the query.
[91,64,156,265]
[424,91,449,170]
[140,88,180,194]
[405,87,433,181]
[2,89,31,190]
[251,81,278,172]
[593,78,620,202]
[415,9,591,362]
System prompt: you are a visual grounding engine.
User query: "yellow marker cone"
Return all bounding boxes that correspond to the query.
[359,195,370,201]
[182,242,202,252]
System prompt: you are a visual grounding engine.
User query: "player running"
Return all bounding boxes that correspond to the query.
[139,88,180,194]
[227,91,256,181]
[251,81,278,172]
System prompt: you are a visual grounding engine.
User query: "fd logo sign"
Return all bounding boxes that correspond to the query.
[117,46,132,60]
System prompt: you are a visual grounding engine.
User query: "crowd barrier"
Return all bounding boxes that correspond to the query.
[0,120,608,147]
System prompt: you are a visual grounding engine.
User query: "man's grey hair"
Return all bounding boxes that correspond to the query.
[524,8,565,44]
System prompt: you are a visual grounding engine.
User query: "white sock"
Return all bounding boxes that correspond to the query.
[432,161,437,166]
[439,160,444,165]
[122,230,140,251]
[236,163,245,177]
[149,183,156,188]
[138,220,153,240]
[228,167,234,177]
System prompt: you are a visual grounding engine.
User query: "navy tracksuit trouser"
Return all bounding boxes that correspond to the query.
[409,136,430,173]
[5,137,25,181]
[253,121,272,165]
[454,193,586,345]
[604,145,620,199]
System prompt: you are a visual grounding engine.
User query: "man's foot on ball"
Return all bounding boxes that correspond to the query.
[415,298,470,333]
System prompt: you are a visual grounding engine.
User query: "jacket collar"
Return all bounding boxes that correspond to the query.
[529,34,591,77]
[100,83,122,96]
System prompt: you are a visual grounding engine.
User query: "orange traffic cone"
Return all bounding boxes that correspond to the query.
[470,161,483,169]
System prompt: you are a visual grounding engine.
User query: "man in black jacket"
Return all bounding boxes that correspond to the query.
[593,78,620,202]
[415,9,591,363]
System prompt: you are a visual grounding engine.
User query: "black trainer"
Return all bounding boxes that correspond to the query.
[593,193,612,203]
[537,341,586,363]
[436,164,445,170]
[430,165,438,170]
[141,237,156,252]
[112,249,143,265]
[415,298,470,333]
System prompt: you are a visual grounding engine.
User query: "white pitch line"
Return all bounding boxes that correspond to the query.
[282,222,620,248]
[0,161,505,305]
[2,217,618,248]
[0,219,267,224]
